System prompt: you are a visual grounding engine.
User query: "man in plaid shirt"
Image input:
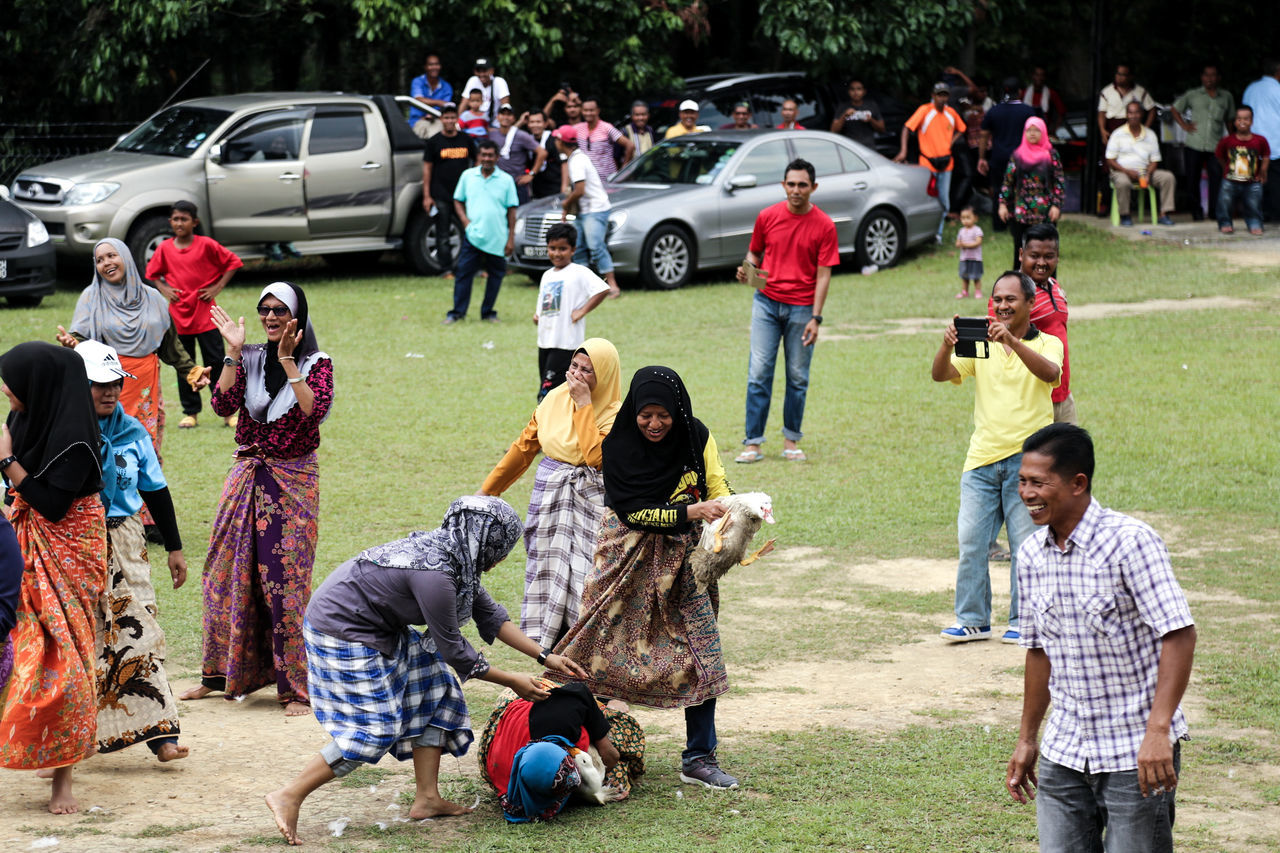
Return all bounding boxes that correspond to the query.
[1006,423,1196,852]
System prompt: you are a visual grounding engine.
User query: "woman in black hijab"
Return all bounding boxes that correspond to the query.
[549,366,742,790]
[0,342,108,814]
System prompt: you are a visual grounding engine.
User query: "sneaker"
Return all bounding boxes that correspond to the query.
[178,414,198,429]
[266,244,285,262]
[1157,215,1175,226]
[282,242,303,258]
[940,624,991,643]
[1001,627,1020,644]
[680,754,739,789]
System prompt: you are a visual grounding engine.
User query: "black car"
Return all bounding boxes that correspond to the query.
[0,191,56,307]
[631,72,908,159]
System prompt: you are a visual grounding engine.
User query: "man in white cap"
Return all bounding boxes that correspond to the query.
[461,58,511,128]
[665,100,710,139]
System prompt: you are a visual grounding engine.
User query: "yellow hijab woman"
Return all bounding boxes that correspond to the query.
[534,338,622,467]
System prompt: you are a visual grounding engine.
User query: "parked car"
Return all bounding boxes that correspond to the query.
[511,129,939,289]
[0,187,56,307]
[632,73,908,159]
[10,93,454,274]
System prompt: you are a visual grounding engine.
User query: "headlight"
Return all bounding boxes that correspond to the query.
[63,182,120,206]
[26,218,49,247]
[607,209,628,233]
[515,216,527,236]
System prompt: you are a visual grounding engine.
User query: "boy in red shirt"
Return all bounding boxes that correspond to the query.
[145,201,243,428]
[734,158,839,464]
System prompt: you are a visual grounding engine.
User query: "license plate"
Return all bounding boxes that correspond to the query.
[522,245,547,259]
[0,259,6,279]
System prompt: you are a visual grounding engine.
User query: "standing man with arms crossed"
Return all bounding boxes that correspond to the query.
[1007,423,1195,853]
[422,103,477,278]
[734,158,838,464]
[444,139,518,324]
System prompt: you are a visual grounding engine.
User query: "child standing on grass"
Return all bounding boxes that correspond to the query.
[145,201,243,429]
[459,90,490,139]
[534,223,610,400]
[954,206,984,299]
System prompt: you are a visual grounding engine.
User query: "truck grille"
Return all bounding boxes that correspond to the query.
[12,176,69,204]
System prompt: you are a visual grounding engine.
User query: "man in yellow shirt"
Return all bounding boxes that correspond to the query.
[931,271,1062,645]
[665,100,710,140]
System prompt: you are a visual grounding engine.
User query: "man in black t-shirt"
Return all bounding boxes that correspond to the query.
[525,110,563,199]
[422,104,477,273]
[830,78,885,150]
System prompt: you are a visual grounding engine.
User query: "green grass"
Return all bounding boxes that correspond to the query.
[3,218,1277,850]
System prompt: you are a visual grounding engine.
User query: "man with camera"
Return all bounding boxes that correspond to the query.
[931,271,1062,645]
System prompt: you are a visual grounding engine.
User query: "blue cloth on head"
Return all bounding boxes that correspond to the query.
[502,735,580,823]
[96,403,163,518]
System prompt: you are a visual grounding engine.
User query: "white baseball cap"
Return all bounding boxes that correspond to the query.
[76,339,136,383]
[678,99,700,112]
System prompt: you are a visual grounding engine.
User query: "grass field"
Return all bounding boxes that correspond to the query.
[1,219,1277,851]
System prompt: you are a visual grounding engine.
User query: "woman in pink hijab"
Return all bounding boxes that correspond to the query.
[997,116,1065,268]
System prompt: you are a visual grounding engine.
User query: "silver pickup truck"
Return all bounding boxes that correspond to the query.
[10,92,453,274]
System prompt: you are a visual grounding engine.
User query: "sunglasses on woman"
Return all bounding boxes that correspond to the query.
[257,304,291,317]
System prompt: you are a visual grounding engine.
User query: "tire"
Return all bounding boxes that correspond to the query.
[855,208,904,268]
[322,250,386,272]
[125,213,174,269]
[6,295,43,308]
[638,224,695,290]
[404,211,460,276]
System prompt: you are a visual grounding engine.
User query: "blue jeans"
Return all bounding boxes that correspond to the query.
[934,169,953,240]
[1216,180,1264,231]
[573,210,614,274]
[955,453,1034,627]
[744,291,813,445]
[450,236,506,320]
[682,698,717,764]
[1036,746,1179,853]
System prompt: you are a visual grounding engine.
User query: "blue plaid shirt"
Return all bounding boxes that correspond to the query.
[1018,498,1194,773]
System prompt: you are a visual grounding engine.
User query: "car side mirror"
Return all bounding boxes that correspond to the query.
[728,174,757,190]
[208,143,223,165]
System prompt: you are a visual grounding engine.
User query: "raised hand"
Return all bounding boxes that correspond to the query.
[210,305,246,350]
[277,318,302,360]
[54,325,78,349]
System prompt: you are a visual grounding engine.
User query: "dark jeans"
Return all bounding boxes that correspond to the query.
[1008,220,1029,271]
[537,347,573,401]
[1265,161,1280,222]
[682,697,717,764]
[1180,148,1221,219]
[433,201,457,269]
[951,144,976,212]
[176,329,225,415]
[449,236,505,320]
[989,156,1010,230]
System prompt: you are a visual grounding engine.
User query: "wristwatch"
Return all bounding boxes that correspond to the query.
[812,315,823,325]
[0,455,16,473]
[536,648,550,666]
[223,355,242,366]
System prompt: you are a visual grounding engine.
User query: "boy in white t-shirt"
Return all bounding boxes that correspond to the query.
[534,222,610,399]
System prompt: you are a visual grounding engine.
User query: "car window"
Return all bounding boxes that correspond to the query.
[754,83,820,128]
[308,112,368,155]
[223,116,305,164]
[731,139,792,185]
[616,140,740,185]
[114,106,231,158]
[838,145,868,172]
[787,138,844,177]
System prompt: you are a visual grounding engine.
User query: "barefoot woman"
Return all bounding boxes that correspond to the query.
[182,283,333,715]
[0,342,107,814]
[265,496,587,845]
[76,341,190,763]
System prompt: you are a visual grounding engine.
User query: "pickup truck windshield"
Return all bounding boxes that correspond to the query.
[613,139,738,185]
[115,106,231,157]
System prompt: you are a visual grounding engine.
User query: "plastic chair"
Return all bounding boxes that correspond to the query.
[1110,182,1158,225]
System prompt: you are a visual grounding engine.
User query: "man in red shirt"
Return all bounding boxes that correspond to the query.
[734,158,839,464]
[145,200,242,428]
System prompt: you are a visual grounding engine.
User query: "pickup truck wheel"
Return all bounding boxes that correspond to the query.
[405,211,461,276]
[126,214,174,269]
[639,224,695,290]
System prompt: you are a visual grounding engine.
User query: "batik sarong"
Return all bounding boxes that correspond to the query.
[199,447,317,703]
[119,351,163,528]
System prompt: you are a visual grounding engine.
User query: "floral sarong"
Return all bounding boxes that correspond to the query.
[547,509,728,709]
[119,352,163,528]
[0,494,107,769]
[199,447,317,703]
[96,514,180,752]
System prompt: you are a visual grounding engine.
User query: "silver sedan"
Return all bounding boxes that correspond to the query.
[511,129,940,288]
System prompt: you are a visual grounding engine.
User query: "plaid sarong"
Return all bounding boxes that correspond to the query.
[521,457,607,647]
[304,621,473,765]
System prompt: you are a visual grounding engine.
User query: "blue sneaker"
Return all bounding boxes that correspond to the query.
[1001,627,1020,644]
[680,753,739,789]
[940,625,991,643]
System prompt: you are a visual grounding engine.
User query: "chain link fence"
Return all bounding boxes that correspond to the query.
[0,122,139,187]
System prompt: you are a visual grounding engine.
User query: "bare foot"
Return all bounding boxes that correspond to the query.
[606,698,631,712]
[49,768,78,815]
[408,794,473,819]
[284,701,311,717]
[156,742,190,762]
[35,768,55,779]
[178,684,217,701]
[265,790,302,846]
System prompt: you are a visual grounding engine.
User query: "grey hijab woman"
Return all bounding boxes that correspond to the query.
[69,238,170,357]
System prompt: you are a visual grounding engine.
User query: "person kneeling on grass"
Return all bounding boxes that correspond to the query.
[265,496,587,846]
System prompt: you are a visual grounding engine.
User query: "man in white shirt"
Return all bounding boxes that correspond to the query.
[1105,102,1176,226]
[1097,63,1155,144]
[553,125,620,298]
[461,58,511,128]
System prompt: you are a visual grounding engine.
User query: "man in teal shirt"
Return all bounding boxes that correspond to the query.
[447,139,519,324]
[1172,65,1234,221]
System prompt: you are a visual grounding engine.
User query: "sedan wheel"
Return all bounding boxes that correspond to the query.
[640,225,694,289]
[856,210,904,268]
